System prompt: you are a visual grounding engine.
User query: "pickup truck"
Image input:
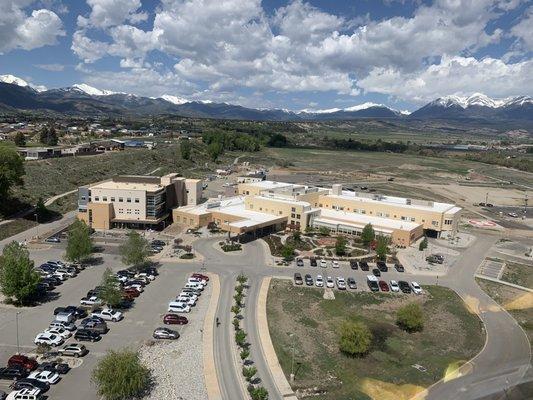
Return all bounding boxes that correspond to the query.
[91,308,123,322]
[79,296,102,306]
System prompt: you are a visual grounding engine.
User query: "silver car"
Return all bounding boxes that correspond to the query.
[153,327,179,340]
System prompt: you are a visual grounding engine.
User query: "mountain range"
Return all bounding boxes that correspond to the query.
[0,74,531,122]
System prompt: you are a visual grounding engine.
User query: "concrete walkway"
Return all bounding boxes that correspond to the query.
[203,273,222,400]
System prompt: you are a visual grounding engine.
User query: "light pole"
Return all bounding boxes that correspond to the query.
[288,333,295,383]
[16,312,21,354]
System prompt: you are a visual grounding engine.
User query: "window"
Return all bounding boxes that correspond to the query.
[119,197,123,202]
[81,196,86,201]
[401,216,407,221]
[319,204,322,207]
[94,196,99,201]
[102,196,107,201]
[296,214,300,219]
[445,219,453,225]
[135,198,140,203]
[110,197,115,202]
[410,217,415,222]
[127,198,131,203]
[291,207,296,212]
[259,207,262,211]
[279,211,282,215]
[291,213,295,218]
[432,220,439,226]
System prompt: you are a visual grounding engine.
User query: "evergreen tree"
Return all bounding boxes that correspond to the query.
[65,219,93,263]
[361,223,375,246]
[0,242,41,305]
[375,235,389,261]
[14,132,26,146]
[180,139,192,160]
[119,231,151,267]
[0,144,24,198]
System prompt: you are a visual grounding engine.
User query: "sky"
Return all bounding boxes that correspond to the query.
[0,0,532,112]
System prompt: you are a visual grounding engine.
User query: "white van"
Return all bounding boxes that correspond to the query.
[168,301,191,313]
[7,388,42,400]
[184,282,203,291]
[55,311,74,323]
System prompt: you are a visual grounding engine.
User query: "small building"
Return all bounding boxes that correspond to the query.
[18,147,62,160]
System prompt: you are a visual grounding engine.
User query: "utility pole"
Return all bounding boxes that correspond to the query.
[16,312,21,354]
[288,333,295,383]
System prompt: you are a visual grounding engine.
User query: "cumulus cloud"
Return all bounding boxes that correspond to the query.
[34,63,65,71]
[357,55,533,103]
[510,6,533,51]
[77,0,147,29]
[0,2,65,53]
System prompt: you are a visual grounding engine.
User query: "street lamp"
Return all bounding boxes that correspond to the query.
[16,312,21,354]
[288,333,296,383]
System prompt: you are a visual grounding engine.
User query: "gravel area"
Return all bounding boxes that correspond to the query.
[140,283,211,400]
[398,240,460,275]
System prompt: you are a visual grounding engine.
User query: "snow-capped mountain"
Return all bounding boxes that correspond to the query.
[160,94,189,105]
[299,102,405,119]
[71,83,120,96]
[0,74,47,92]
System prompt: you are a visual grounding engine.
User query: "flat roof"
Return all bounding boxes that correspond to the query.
[89,180,163,192]
[240,180,293,190]
[324,189,458,213]
[315,208,421,231]
[254,194,311,207]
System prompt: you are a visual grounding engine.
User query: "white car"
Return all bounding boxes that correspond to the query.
[315,275,324,287]
[45,327,72,339]
[326,276,335,288]
[80,296,102,306]
[34,332,64,347]
[411,282,422,295]
[319,259,327,268]
[49,320,76,332]
[52,271,68,281]
[336,277,346,290]
[91,308,123,322]
[188,277,206,286]
[136,272,155,281]
[389,280,400,292]
[178,292,198,301]
[176,296,196,306]
[6,388,41,400]
[124,283,144,292]
[332,260,339,268]
[28,369,61,384]
[168,301,191,313]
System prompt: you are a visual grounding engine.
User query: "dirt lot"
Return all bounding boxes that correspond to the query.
[501,262,533,289]
[267,280,484,400]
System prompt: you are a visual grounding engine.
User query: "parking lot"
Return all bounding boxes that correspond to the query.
[0,242,207,400]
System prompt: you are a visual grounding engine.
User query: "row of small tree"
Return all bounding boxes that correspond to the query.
[232,274,269,400]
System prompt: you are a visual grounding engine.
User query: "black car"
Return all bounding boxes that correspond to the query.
[81,315,105,325]
[64,306,88,319]
[144,267,159,276]
[74,329,101,342]
[152,239,166,247]
[394,263,405,272]
[296,258,304,267]
[294,273,303,285]
[350,260,358,270]
[359,261,369,271]
[398,281,411,293]
[309,258,317,267]
[0,366,28,380]
[304,274,313,286]
[41,277,59,287]
[377,261,388,272]
[372,268,381,277]
[38,362,69,375]
[10,378,49,392]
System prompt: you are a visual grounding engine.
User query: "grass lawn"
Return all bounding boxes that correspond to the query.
[267,280,485,400]
[501,262,533,289]
[476,279,533,344]
[0,219,38,241]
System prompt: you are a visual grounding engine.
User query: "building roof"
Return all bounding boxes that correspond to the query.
[315,208,421,232]
[241,180,293,190]
[89,179,163,192]
[324,189,459,213]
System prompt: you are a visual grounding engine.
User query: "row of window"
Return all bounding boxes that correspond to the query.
[117,209,141,215]
[93,196,140,203]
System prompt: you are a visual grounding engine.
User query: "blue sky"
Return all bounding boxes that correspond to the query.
[0,0,531,111]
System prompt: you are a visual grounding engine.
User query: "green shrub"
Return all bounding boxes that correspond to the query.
[397,303,424,332]
[338,321,372,356]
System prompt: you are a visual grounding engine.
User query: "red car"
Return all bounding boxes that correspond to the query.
[163,314,188,325]
[8,354,38,371]
[192,273,209,281]
[123,288,140,298]
[378,280,390,292]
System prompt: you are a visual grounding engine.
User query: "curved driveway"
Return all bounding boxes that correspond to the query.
[194,234,531,400]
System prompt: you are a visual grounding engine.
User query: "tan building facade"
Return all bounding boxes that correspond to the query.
[78,173,202,230]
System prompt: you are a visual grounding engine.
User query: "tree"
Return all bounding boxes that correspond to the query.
[361,223,375,246]
[35,198,49,221]
[338,320,372,356]
[100,268,123,308]
[375,236,389,261]
[281,244,295,261]
[319,226,330,236]
[240,349,250,360]
[0,242,41,305]
[180,140,192,160]
[14,132,26,146]
[40,125,58,146]
[235,329,247,347]
[119,231,151,267]
[267,133,288,147]
[207,141,223,162]
[292,230,301,242]
[237,274,248,285]
[242,366,257,382]
[0,144,24,199]
[335,236,347,256]
[65,219,93,263]
[397,303,424,332]
[250,386,269,400]
[419,237,428,251]
[92,349,150,400]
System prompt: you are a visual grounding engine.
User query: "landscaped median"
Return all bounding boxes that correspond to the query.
[266,279,485,400]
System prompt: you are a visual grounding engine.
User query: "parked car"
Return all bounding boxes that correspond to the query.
[508,212,519,218]
[378,280,389,292]
[74,329,101,342]
[91,308,123,322]
[7,355,38,372]
[394,263,405,272]
[296,258,304,267]
[315,275,324,287]
[332,260,339,268]
[411,282,422,295]
[153,327,179,340]
[151,239,166,247]
[123,288,141,298]
[359,261,369,271]
[0,366,28,380]
[37,362,69,375]
[398,281,412,293]
[366,275,379,292]
[0,391,4,400]
[372,268,381,277]
[9,378,49,393]
[34,332,63,347]
[27,370,60,385]
[80,319,108,334]
[5,388,42,400]
[377,261,388,272]
[426,255,443,264]
[319,259,327,268]
[304,274,313,286]
[389,280,400,292]
[191,272,207,281]
[57,344,88,358]
[350,260,358,270]
[49,321,76,332]
[310,258,317,267]
[326,276,334,288]
[44,237,60,243]
[79,296,102,306]
[163,314,188,325]
[347,277,357,289]
[168,301,191,313]
[293,273,303,285]
[44,327,71,340]
[176,295,196,306]
[336,277,346,290]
